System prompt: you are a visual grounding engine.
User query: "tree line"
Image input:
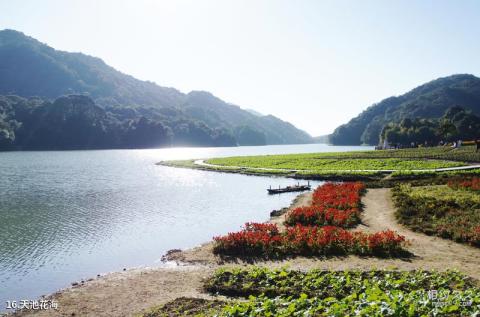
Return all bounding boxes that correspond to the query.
[380,106,480,147]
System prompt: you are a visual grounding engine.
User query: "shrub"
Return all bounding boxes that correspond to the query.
[285,205,361,227]
[392,184,480,246]
[448,177,480,191]
[213,223,406,257]
[212,222,282,256]
[285,182,365,227]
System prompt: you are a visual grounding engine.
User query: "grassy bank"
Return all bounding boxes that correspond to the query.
[159,146,480,183]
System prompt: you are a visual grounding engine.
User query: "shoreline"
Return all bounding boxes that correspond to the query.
[11,192,311,317]
[12,192,308,316]
[157,157,480,186]
[13,188,480,316]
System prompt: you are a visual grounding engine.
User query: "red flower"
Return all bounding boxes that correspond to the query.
[212,182,406,257]
[285,182,365,228]
[213,223,406,257]
[448,177,480,191]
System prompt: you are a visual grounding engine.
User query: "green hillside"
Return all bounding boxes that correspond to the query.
[330,74,480,145]
[0,29,312,149]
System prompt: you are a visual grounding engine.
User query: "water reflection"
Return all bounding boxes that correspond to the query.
[0,144,372,310]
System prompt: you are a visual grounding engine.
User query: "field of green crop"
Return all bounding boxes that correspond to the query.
[159,146,480,180]
[205,145,480,164]
[144,267,480,316]
[398,184,480,206]
[206,157,465,171]
[393,184,480,246]
[391,169,480,178]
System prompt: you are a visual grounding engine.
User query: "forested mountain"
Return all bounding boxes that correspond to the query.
[330,74,480,145]
[380,107,480,146]
[0,95,161,149]
[0,29,312,150]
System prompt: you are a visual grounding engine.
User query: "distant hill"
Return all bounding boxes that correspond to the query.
[330,74,480,145]
[0,29,312,149]
[312,135,330,144]
[184,91,311,145]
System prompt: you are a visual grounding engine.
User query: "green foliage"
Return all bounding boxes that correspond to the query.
[164,146,480,179]
[392,184,480,246]
[0,30,313,149]
[206,156,465,172]
[0,118,15,148]
[294,170,385,177]
[380,107,480,146]
[0,94,240,149]
[330,74,480,145]
[144,268,480,316]
[201,268,480,316]
[205,146,480,163]
[205,267,476,299]
[219,289,479,316]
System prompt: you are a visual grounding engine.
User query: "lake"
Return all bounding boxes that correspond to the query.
[0,143,372,311]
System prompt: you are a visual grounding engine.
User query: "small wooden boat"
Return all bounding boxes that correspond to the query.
[267,182,311,194]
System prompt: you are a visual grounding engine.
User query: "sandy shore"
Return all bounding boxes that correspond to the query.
[15,189,480,317]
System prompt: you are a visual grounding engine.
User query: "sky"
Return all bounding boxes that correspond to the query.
[1,0,480,136]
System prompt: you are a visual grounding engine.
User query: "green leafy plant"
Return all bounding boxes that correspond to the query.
[392,184,480,246]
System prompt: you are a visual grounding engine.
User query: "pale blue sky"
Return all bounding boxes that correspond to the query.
[1,0,479,135]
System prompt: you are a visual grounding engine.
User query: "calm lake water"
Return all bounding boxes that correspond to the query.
[0,143,372,311]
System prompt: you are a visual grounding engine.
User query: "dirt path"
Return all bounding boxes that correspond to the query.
[16,189,480,317]
[359,188,480,279]
[173,189,480,278]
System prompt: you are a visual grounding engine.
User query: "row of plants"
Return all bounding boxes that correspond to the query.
[205,267,477,299]
[213,222,406,257]
[392,184,480,246]
[160,146,480,181]
[213,182,409,257]
[448,177,480,191]
[311,182,365,207]
[211,268,480,317]
[205,157,465,172]
[220,289,479,316]
[295,169,386,177]
[145,268,480,316]
[285,206,361,227]
[390,169,480,178]
[364,172,480,192]
[285,182,365,227]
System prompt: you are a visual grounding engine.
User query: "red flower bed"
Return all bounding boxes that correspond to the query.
[311,182,365,208]
[448,177,480,191]
[214,182,407,258]
[285,182,365,227]
[212,222,282,256]
[213,223,406,257]
[285,206,361,227]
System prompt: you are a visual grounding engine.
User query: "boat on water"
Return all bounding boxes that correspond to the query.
[267,182,311,194]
